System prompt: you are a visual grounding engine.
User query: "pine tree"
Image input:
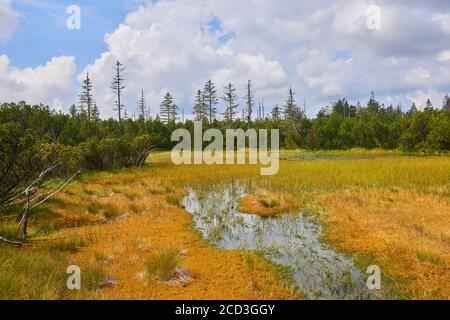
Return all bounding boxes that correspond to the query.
[272,105,281,120]
[245,80,255,125]
[443,94,450,112]
[193,89,208,121]
[203,80,218,123]
[138,90,147,120]
[222,83,239,122]
[284,87,302,120]
[425,98,433,111]
[91,104,100,121]
[69,104,77,118]
[160,93,178,123]
[79,72,94,121]
[111,61,125,122]
[408,102,418,115]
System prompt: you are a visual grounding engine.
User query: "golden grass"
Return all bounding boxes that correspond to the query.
[0,152,448,300]
[238,189,293,216]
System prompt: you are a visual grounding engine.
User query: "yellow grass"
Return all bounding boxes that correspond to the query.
[0,153,449,300]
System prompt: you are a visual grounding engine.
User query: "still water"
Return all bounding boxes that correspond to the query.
[182,183,381,300]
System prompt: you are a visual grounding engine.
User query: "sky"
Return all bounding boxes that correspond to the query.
[1,0,450,119]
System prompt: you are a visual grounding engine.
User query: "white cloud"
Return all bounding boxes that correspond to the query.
[3,0,448,116]
[78,0,450,118]
[0,55,77,109]
[0,0,19,41]
[437,50,450,61]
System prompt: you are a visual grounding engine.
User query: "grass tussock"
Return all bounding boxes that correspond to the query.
[238,190,293,216]
[145,248,180,282]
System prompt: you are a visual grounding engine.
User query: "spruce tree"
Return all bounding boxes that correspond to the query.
[222,83,239,122]
[245,80,255,125]
[203,80,218,123]
[111,60,125,122]
[193,89,208,121]
[160,93,178,123]
[79,72,94,121]
[138,90,147,120]
[272,105,281,120]
[443,94,450,112]
[284,87,302,120]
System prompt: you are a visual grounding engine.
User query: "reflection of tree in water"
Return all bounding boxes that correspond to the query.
[182,184,385,300]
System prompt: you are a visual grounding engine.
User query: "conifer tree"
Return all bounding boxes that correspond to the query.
[283,87,302,120]
[111,61,125,122]
[245,80,255,125]
[160,92,178,123]
[272,105,281,120]
[222,83,239,122]
[193,89,208,121]
[203,80,218,123]
[138,90,147,120]
[79,72,94,121]
[443,94,450,112]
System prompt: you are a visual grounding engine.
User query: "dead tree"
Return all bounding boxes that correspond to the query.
[0,164,82,245]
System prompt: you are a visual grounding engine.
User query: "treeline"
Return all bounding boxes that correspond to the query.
[1,96,449,205]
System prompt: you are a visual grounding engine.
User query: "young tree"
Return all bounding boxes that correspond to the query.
[284,87,302,120]
[79,72,94,122]
[91,104,100,122]
[272,105,281,120]
[111,61,126,123]
[193,89,208,121]
[425,98,433,111]
[443,94,450,112]
[138,90,147,120]
[245,80,255,125]
[203,80,218,123]
[222,83,239,122]
[367,91,381,114]
[408,102,418,115]
[69,104,77,118]
[160,93,178,123]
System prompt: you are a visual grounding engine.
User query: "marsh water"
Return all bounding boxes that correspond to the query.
[182,183,380,300]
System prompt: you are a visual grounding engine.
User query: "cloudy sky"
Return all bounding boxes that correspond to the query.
[1,0,450,118]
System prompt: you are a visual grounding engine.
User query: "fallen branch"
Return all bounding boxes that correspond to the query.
[0,236,22,246]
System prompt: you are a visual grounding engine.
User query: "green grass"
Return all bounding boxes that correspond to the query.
[102,205,122,219]
[129,203,145,214]
[0,224,19,240]
[83,265,107,291]
[35,222,59,235]
[49,232,97,252]
[416,250,447,265]
[0,246,67,299]
[87,201,104,214]
[145,248,180,282]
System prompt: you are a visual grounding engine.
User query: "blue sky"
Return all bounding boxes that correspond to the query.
[1,0,146,72]
[1,0,450,118]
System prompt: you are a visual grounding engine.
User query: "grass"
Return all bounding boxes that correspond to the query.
[87,201,103,214]
[145,248,180,282]
[0,246,67,299]
[0,224,18,240]
[0,150,448,300]
[35,222,59,235]
[416,250,447,266]
[102,204,122,220]
[83,265,107,291]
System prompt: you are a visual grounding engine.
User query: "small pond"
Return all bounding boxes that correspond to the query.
[182,183,382,300]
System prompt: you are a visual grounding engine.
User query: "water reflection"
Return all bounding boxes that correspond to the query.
[182,183,380,300]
